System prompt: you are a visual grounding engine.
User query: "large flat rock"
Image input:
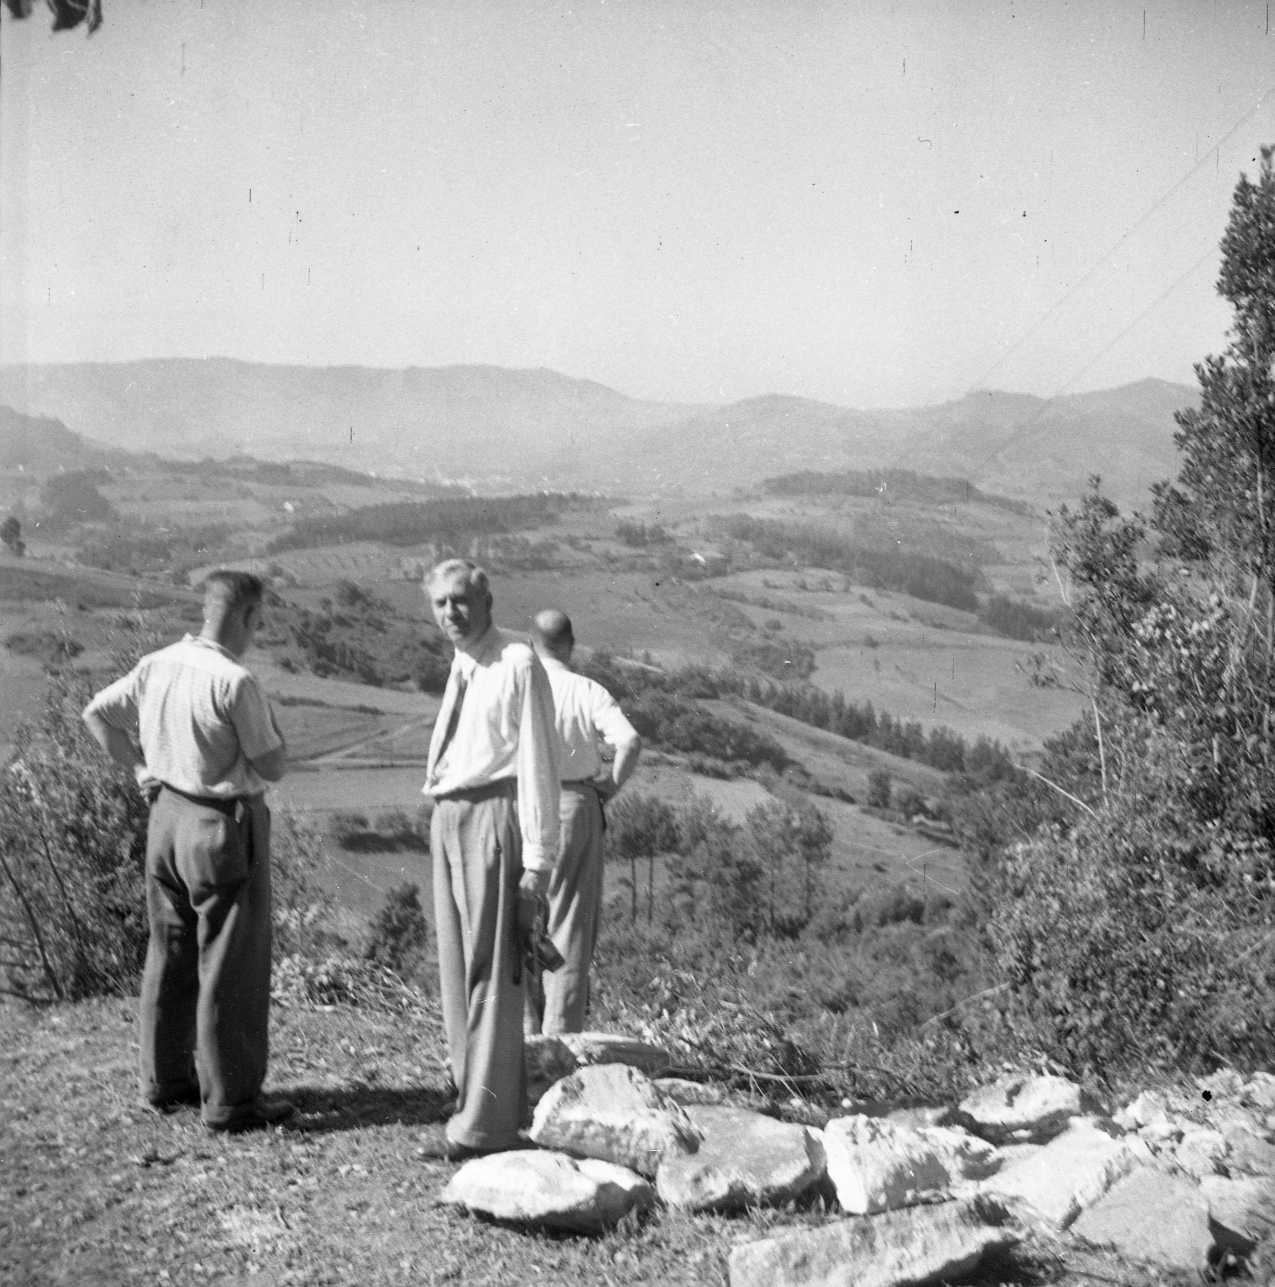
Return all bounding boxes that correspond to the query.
[439,1149,654,1234]
[529,1062,702,1176]
[656,1105,826,1213]
[956,1072,1084,1144]
[823,1115,998,1214]
[1070,1167,1213,1273]
[1200,1173,1275,1255]
[728,1198,1020,1287]
[982,1118,1150,1229]
[558,1032,672,1077]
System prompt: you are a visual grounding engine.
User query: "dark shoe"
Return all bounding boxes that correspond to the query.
[144,1085,201,1115]
[204,1099,296,1134]
[443,1136,532,1162]
[443,1139,490,1162]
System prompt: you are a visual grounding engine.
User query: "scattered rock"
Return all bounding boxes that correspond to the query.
[440,1149,654,1234]
[524,1034,576,1104]
[1174,1126,1228,1179]
[529,1063,702,1176]
[558,1032,672,1077]
[1070,1167,1214,1273]
[1113,1090,1170,1132]
[1242,1071,1275,1113]
[656,1105,825,1213]
[956,1072,1085,1144]
[823,1115,998,1214]
[983,1118,1150,1229]
[1224,1125,1275,1177]
[1200,1173,1275,1255]
[728,1197,1020,1287]
[653,1077,732,1107]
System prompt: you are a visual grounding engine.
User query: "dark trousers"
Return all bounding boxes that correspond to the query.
[431,783,527,1151]
[139,787,273,1128]
[525,783,605,1036]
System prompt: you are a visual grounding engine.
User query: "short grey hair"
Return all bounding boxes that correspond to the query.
[424,558,491,599]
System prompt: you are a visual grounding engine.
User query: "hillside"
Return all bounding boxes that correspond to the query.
[0,404,131,473]
[0,359,1194,508]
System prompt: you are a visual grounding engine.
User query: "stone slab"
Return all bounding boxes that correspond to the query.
[728,1198,1020,1287]
[439,1149,654,1234]
[1070,1167,1213,1273]
[656,1105,825,1213]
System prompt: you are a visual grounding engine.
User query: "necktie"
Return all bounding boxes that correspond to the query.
[435,669,468,768]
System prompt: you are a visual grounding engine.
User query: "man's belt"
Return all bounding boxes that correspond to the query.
[159,782,260,816]
[432,778,515,804]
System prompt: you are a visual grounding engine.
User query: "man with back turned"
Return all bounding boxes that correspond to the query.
[526,608,641,1035]
[82,570,292,1133]
[423,559,560,1159]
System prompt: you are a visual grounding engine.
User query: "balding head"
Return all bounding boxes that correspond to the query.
[531,608,574,664]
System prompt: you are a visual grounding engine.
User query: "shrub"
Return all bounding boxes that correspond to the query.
[363,882,430,988]
[866,768,892,810]
[0,667,150,1001]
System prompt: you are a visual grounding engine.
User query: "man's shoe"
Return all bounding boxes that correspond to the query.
[144,1085,201,1115]
[443,1136,531,1162]
[204,1099,296,1134]
[443,1139,488,1162]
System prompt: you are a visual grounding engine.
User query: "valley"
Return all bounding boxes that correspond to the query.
[0,378,1109,935]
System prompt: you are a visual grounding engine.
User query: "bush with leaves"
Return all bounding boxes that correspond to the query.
[0,664,150,1002]
[362,882,431,988]
[978,148,1275,1078]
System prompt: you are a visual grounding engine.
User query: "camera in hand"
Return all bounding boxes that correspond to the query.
[532,931,565,972]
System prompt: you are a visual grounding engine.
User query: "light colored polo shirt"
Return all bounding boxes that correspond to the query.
[84,634,283,798]
[538,655,638,783]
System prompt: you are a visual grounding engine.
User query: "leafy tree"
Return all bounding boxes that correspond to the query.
[745,791,833,933]
[363,882,430,986]
[984,148,1275,1076]
[866,768,892,810]
[2,0,101,34]
[605,791,678,924]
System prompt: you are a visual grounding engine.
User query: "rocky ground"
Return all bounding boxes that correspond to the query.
[2,997,1271,1286]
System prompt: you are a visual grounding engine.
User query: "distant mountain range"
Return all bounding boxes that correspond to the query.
[0,359,1197,507]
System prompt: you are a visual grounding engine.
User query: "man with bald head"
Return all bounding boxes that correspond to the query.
[526,608,642,1036]
[83,570,292,1132]
[423,559,560,1157]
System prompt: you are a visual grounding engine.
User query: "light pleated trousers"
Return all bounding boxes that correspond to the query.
[431,782,528,1151]
[525,782,605,1036]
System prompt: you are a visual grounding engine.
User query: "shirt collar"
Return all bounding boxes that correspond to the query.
[186,633,238,662]
[452,624,499,674]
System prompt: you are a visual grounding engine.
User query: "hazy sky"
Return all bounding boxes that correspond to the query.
[2,0,1272,408]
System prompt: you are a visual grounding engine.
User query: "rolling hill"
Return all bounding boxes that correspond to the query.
[0,359,1195,508]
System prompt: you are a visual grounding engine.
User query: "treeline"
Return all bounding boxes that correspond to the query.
[615,520,671,547]
[718,514,981,612]
[762,467,1034,516]
[736,675,1016,783]
[266,492,590,552]
[579,652,1017,786]
[979,593,1062,643]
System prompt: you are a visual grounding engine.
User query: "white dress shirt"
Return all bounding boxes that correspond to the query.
[539,655,638,783]
[425,626,561,871]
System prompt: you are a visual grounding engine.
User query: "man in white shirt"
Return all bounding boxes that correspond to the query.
[82,571,291,1133]
[526,608,642,1036]
[423,560,560,1158]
